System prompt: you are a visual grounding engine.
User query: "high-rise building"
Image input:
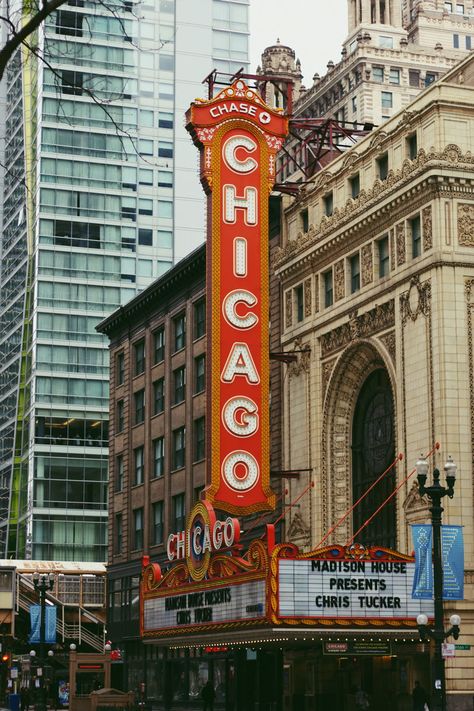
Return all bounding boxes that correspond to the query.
[0,0,249,561]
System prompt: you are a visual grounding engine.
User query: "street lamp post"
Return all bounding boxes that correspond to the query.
[415,454,457,711]
[32,573,54,711]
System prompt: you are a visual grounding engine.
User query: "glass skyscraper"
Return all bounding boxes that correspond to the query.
[0,0,249,561]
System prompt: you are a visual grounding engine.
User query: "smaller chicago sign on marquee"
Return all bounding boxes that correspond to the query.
[186,80,288,515]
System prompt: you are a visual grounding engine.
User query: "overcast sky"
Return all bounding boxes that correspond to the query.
[249,0,348,86]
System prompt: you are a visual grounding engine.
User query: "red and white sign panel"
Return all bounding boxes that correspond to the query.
[186,80,288,514]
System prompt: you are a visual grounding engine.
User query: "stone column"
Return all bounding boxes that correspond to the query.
[391,0,402,26]
[361,0,371,23]
[348,0,356,31]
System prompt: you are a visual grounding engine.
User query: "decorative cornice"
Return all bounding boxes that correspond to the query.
[274,144,474,271]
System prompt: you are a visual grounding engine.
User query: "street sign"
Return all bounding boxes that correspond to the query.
[455,644,471,650]
[442,643,455,658]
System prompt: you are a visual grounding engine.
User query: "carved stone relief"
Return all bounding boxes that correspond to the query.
[334,260,345,302]
[458,203,474,246]
[304,278,312,317]
[285,290,292,329]
[361,243,373,287]
[378,331,396,365]
[314,274,319,313]
[390,228,395,271]
[396,222,406,266]
[320,300,395,357]
[322,357,337,397]
[287,510,310,543]
[422,205,432,251]
[288,337,311,379]
[400,275,432,324]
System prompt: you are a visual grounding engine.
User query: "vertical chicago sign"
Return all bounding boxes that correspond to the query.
[186,80,288,514]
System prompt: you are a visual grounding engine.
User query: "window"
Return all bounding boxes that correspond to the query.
[377,153,389,180]
[389,69,400,85]
[115,455,124,492]
[134,389,145,425]
[139,198,153,216]
[456,3,464,13]
[133,507,144,550]
[300,208,309,232]
[153,437,165,478]
[158,141,173,158]
[453,34,460,48]
[174,313,186,352]
[173,494,185,532]
[349,173,360,198]
[373,66,384,83]
[194,299,206,339]
[172,427,185,470]
[350,254,360,293]
[134,340,145,376]
[379,36,393,48]
[56,10,83,36]
[425,73,437,87]
[151,501,164,546]
[116,352,125,385]
[194,355,205,394]
[409,70,420,87]
[444,1,453,10]
[324,270,333,308]
[158,111,173,129]
[295,284,304,322]
[173,366,186,404]
[115,513,122,553]
[158,171,173,188]
[116,400,124,432]
[134,446,144,485]
[159,54,174,72]
[378,236,390,277]
[138,229,153,246]
[352,96,357,113]
[153,326,165,363]
[466,36,472,49]
[139,169,153,186]
[153,378,164,415]
[323,192,333,217]
[410,215,421,258]
[194,417,205,461]
[407,133,417,160]
[381,92,393,110]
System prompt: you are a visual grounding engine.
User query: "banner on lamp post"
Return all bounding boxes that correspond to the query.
[29,605,57,644]
[411,524,464,600]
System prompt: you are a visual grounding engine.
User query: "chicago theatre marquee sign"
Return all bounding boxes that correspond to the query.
[140,83,432,642]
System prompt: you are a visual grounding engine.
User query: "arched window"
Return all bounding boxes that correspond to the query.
[351,368,396,548]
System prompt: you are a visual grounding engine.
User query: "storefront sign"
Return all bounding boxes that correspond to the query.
[186,81,287,515]
[143,579,266,632]
[324,640,392,655]
[278,558,434,620]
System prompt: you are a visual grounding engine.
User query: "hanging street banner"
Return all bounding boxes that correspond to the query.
[29,605,57,644]
[411,525,433,599]
[441,525,464,600]
[186,80,288,515]
[411,525,464,601]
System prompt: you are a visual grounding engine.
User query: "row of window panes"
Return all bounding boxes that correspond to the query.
[320,139,416,217]
[322,215,422,307]
[212,30,248,60]
[116,418,205,490]
[36,376,109,405]
[42,98,138,130]
[453,33,472,48]
[42,127,136,160]
[39,218,172,252]
[37,281,131,312]
[444,2,471,13]
[36,344,108,375]
[41,159,173,194]
[38,249,163,281]
[43,68,138,101]
[372,67,400,84]
[118,492,185,552]
[37,313,104,344]
[40,188,172,221]
[213,0,248,31]
[47,10,135,41]
[44,39,135,71]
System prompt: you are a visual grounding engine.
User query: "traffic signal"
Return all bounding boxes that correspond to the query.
[1,653,10,664]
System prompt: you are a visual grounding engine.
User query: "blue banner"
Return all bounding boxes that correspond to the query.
[442,525,464,600]
[29,605,40,643]
[411,525,433,599]
[29,605,57,644]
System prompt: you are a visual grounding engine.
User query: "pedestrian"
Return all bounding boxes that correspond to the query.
[20,687,30,711]
[412,681,428,711]
[201,680,215,711]
[355,686,370,710]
